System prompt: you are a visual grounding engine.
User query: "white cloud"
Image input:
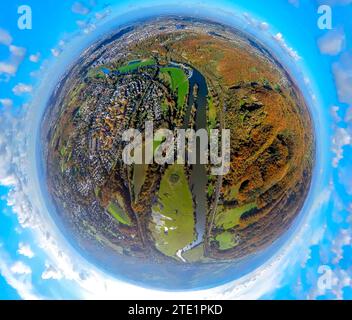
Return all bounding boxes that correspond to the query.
[0,28,12,46]
[76,20,87,28]
[29,53,41,63]
[0,98,13,108]
[0,45,26,78]
[243,12,257,27]
[242,13,269,32]
[273,33,283,42]
[10,261,32,275]
[0,247,40,299]
[345,106,352,122]
[331,228,352,264]
[259,22,269,31]
[17,242,35,259]
[95,9,112,21]
[331,105,341,122]
[348,204,352,224]
[83,24,97,34]
[288,0,300,7]
[42,263,62,280]
[0,62,17,76]
[9,45,26,57]
[0,110,19,186]
[338,166,352,195]
[332,53,352,106]
[331,268,352,299]
[51,48,61,57]
[12,83,33,95]
[273,32,301,61]
[332,127,352,167]
[318,29,345,56]
[71,2,90,15]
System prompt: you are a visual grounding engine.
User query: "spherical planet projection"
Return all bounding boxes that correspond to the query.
[41,16,315,290]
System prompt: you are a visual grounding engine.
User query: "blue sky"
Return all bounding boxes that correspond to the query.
[0,0,351,299]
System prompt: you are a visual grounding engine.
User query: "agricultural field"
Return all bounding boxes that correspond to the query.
[159,67,189,109]
[149,164,195,259]
[117,58,155,73]
[107,202,132,226]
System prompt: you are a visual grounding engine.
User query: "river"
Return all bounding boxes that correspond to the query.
[179,66,208,258]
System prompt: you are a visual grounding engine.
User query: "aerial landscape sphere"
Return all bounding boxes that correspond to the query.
[41,16,315,289]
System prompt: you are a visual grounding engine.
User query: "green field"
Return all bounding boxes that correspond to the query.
[131,136,165,202]
[159,67,189,109]
[215,202,257,230]
[87,66,105,79]
[107,202,132,226]
[207,95,216,129]
[132,164,147,202]
[215,231,238,250]
[153,137,164,153]
[182,244,205,262]
[224,183,241,201]
[161,98,169,114]
[118,58,155,73]
[207,183,215,197]
[59,143,72,173]
[149,164,195,258]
